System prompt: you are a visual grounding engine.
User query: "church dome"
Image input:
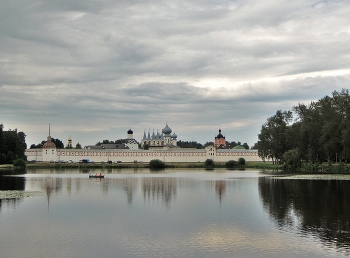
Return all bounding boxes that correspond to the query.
[233,145,245,150]
[216,129,224,139]
[43,140,56,149]
[127,129,133,134]
[171,132,177,138]
[162,124,172,135]
[43,124,56,149]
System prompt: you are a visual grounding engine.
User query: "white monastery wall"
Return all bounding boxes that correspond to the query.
[25,147,262,163]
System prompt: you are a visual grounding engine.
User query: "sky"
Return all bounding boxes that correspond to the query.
[1,0,350,148]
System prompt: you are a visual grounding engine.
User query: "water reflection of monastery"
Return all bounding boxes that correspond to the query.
[31,175,227,209]
[25,124,263,163]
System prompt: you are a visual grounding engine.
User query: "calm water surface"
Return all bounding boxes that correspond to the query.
[1,168,350,258]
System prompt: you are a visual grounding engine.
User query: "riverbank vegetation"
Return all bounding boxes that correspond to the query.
[0,124,27,167]
[256,89,350,171]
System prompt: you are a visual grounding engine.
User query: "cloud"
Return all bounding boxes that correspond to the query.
[1,0,350,147]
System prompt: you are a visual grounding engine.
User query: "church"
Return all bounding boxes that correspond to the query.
[141,123,178,149]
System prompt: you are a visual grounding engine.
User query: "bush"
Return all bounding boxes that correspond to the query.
[283,148,301,171]
[149,159,165,169]
[225,160,238,169]
[13,158,26,168]
[204,159,214,169]
[238,158,246,166]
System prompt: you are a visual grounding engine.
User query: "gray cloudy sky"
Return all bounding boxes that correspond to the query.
[1,0,350,148]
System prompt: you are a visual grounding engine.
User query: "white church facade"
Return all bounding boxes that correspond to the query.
[25,124,263,163]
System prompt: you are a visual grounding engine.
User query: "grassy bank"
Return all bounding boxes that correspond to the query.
[3,161,350,174]
[1,161,281,170]
[245,161,282,170]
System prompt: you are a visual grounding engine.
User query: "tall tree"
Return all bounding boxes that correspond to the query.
[0,124,5,154]
[0,127,27,164]
[293,102,324,163]
[258,110,293,164]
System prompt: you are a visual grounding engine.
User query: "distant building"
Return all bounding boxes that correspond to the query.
[232,145,245,150]
[67,136,72,148]
[214,129,226,148]
[84,129,139,150]
[141,124,178,149]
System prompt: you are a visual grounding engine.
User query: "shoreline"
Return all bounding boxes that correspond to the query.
[1,161,279,170]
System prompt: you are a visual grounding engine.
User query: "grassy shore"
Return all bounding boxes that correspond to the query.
[0,161,279,170]
[8,160,346,172]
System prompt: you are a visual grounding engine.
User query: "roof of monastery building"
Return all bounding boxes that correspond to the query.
[143,124,178,140]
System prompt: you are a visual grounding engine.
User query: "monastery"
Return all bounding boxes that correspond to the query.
[25,124,263,163]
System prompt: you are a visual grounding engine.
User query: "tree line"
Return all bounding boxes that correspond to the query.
[30,139,82,149]
[256,89,350,168]
[0,124,27,164]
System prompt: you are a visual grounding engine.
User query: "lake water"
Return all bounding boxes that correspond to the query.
[1,168,350,258]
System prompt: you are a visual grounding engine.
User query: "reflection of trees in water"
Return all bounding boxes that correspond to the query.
[142,178,177,208]
[0,176,26,212]
[259,177,350,254]
[0,176,25,191]
[0,198,23,213]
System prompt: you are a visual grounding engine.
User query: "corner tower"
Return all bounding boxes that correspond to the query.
[214,129,226,148]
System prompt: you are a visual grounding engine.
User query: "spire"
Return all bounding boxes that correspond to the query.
[47,124,52,141]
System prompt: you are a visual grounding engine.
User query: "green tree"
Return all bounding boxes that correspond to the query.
[96,140,114,146]
[14,158,26,168]
[283,148,302,171]
[0,124,5,154]
[76,143,82,149]
[334,89,350,162]
[51,138,64,149]
[149,159,165,169]
[0,154,6,164]
[318,96,343,165]
[204,142,214,147]
[242,143,249,150]
[251,142,259,150]
[177,140,203,149]
[293,102,323,163]
[230,141,238,148]
[2,128,27,163]
[225,160,237,169]
[258,110,293,164]
[204,159,214,169]
[6,150,15,164]
[238,158,246,166]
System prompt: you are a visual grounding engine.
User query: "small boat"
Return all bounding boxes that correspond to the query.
[89,174,104,178]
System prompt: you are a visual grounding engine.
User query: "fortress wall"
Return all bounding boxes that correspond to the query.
[26,148,263,163]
